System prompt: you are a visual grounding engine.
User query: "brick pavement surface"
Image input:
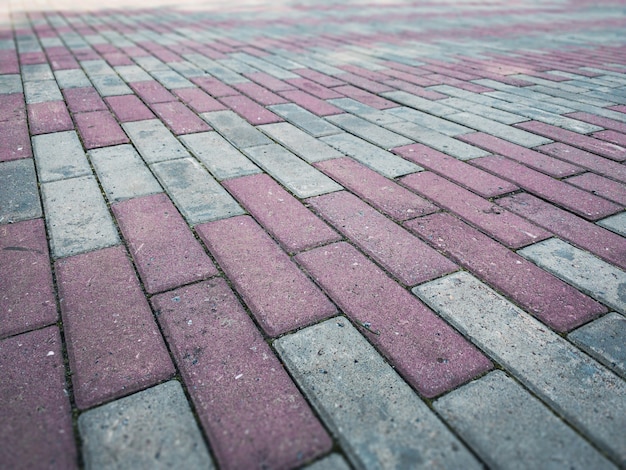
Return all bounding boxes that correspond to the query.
[1,0,626,468]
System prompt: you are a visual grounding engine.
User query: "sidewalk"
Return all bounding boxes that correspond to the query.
[1,0,626,468]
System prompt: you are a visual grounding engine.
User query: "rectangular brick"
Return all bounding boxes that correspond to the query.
[231,81,287,105]
[439,97,528,125]
[56,245,174,409]
[243,71,296,92]
[516,121,626,161]
[242,144,342,198]
[151,70,193,90]
[218,94,282,125]
[333,84,398,109]
[0,93,32,162]
[228,52,297,79]
[32,130,91,182]
[129,80,177,104]
[381,90,457,116]
[0,327,77,469]
[197,215,336,336]
[598,212,626,237]
[566,172,626,206]
[473,155,620,220]
[405,213,606,332]
[414,271,626,464]
[495,103,603,134]
[24,80,63,103]
[258,122,343,163]
[74,110,129,149]
[459,132,584,178]
[201,110,271,148]
[190,75,238,97]
[152,279,331,468]
[150,101,211,135]
[326,113,413,149]
[88,144,162,202]
[593,129,626,147]
[0,159,41,224]
[334,72,392,93]
[224,173,340,253]
[105,94,154,122]
[268,103,341,137]
[497,192,626,270]
[172,87,226,114]
[278,89,342,116]
[385,79,448,100]
[285,77,342,99]
[274,319,482,469]
[0,75,23,94]
[111,193,217,293]
[308,190,457,285]
[28,101,73,135]
[122,119,191,163]
[294,242,491,396]
[89,74,133,97]
[401,172,549,248]
[388,106,472,136]
[0,219,56,338]
[63,86,107,113]
[327,97,403,126]
[291,68,344,87]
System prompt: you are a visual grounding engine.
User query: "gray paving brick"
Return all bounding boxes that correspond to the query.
[274,318,481,470]
[485,90,577,115]
[259,122,344,163]
[518,238,626,314]
[0,75,22,94]
[201,110,272,149]
[255,53,304,71]
[184,55,248,84]
[21,64,54,82]
[321,133,421,178]
[24,80,63,104]
[447,112,552,147]
[529,85,616,107]
[438,97,528,125]
[54,69,91,89]
[133,56,170,72]
[304,454,351,470]
[114,65,153,83]
[268,103,342,137]
[180,131,261,180]
[495,103,603,134]
[414,272,626,466]
[388,106,473,136]
[88,144,162,203]
[122,119,191,164]
[151,157,244,224]
[384,121,489,160]
[217,58,260,75]
[381,90,458,116]
[242,144,342,198]
[229,52,300,79]
[325,113,413,149]
[167,60,206,78]
[512,74,591,93]
[80,60,114,76]
[42,175,120,258]
[598,212,626,236]
[32,131,91,182]
[0,159,42,224]
[151,70,194,89]
[79,381,214,469]
[435,370,615,470]
[89,74,133,97]
[327,98,404,126]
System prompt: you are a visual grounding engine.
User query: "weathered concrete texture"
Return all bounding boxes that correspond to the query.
[0,158,41,224]
[304,454,351,470]
[269,103,342,137]
[152,279,332,469]
[598,212,626,236]
[435,370,615,470]
[122,119,192,164]
[274,318,482,470]
[32,130,91,182]
[518,238,626,314]
[0,327,78,469]
[259,122,344,163]
[325,113,414,149]
[79,381,213,470]
[41,175,120,258]
[201,110,272,148]
[415,272,626,465]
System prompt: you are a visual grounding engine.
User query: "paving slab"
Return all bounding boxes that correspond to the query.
[269,103,342,137]
[32,130,91,182]
[0,93,31,162]
[258,122,344,163]
[122,119,191,164]
[598,212,626,236]
[0,158,41,224]
[201,110,272,148]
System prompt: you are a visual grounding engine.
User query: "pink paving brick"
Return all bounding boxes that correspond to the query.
[0,49,19,74]
[308,191,457,285]
[19,52,47,64]
[291,68,345,87]
[383,79,448,100]
[405,212,607,332]
[0,327,77,469]
[173,87,227,113]
[191,76,238,97]
[129,80,177,104]
[314,157,438,221]
[278,89,343,116]
[472,155,621,220]
[73,48,100,61]
[74,110,129,149]
[340,64,390,82]
[231,81,287,105]
[592,129,626,147]
[27,100,73,135]
[536,142,626,184]
[380,69,439,87]
[426,73,494,93]
[565,172,626,206]
[565,112,626,134]
[401,172,550,248]
[152,278,332,469]
[295,241,492,397]
[55,246,175,409]
[0,93,31,162]
[244,71,297,92]
[102,52,134,66]
[49,55,79,70]
[285,77,343,99]
[105,94,155,122]
[333,84,399,109]
[196,215,337,337]
[112,193,218,294]
[334,72,393,93]
[63,87,107,113]
[393,143,517,198]
[458,132,584,178]
[219,94,282,125]
[223,174,340,253]
[150,101,212,135]
[609,105,626,113]
[0,219,57,338]
[497,192,626,270]
[516,120,626,162]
